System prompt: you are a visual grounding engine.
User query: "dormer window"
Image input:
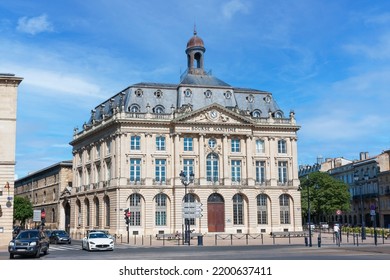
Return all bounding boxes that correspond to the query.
[264,94,271,103]
[252,110,261,118]
[154,90,163,98]
[184,89,192,97]
[224,91,232,99]
[246,94,254,103]
[204,90,212,98]
[154,105,165,114]
[274,111,283,118]
[135,89,143,97]
[129,104,140,113]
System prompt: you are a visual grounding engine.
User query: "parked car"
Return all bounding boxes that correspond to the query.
[48,230,71,244]
[8,229,50,259]
[320,222,329,229]
[82,231,114,251]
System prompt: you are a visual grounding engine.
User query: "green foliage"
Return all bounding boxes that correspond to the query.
[13,196,33,227]
[300,172,351,222]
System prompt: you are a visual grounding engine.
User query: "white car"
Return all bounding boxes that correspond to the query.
[82,231,114,251]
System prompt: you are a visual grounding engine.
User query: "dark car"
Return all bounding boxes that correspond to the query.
[49,230,71,244]
[8,229,50,259]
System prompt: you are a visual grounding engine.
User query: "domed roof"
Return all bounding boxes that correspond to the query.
[186,30,204,49]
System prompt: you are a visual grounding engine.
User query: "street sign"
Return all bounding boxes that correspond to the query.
[182,202,203,218]
[370,210,376,216]
[33,210,41,222]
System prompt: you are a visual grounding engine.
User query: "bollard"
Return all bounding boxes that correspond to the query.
[304,236,308,246]
[197,235,203,246]
[317,236,321,247]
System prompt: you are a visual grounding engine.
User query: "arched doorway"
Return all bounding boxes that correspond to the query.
[64,202,70,233]
[207,193,224,232]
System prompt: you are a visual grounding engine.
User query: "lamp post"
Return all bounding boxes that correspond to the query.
[298,179,312,247]
[354,172,366,241]
[180,170,194,245]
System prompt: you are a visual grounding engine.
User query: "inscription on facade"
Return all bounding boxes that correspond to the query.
[191,126,237,132]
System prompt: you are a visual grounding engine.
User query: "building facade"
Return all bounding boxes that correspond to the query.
[0,73,23,247]
[14,161,73,230]
[300,151,390,228]
[66,32,302,238]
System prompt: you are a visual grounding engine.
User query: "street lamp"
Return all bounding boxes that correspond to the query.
[298,179,312,247]
[180,170,194,245]
[354,172,366,240]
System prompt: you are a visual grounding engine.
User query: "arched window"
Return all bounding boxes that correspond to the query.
[94,197,100,227]
[129,194,141,226]
[252,110,261,118]
[129,104,140,112]
[206,153,219,182]
[153,105,165,114]
[155,194,167,226]
[257,194,268,224]
[279,194,290,224]
[76,199,81,227]
[85,198,90,227]
[233,194,244,225]
[104,196,110,227]
[51,208,55,223]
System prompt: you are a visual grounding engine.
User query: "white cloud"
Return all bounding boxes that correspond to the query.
[17,14,53,35]
[222,0,249,19]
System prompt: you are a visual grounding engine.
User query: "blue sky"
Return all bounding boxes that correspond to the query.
[1,0,389,178]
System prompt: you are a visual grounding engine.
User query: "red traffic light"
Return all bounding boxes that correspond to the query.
[41,210,46,219]
[126,211,131,217]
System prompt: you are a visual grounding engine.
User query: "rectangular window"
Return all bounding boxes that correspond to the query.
[278,161,288,183]
[107,141,111,155]
[255,161,266,183]
[256,139,265,153]
[183,137,193,151]
[183,159,194,181]
[231,138,240,152]
[96,145,100,159]
[156,136,166,151]
[280,210,290,224]
[278,140,287,154]
[231,160,241,182]
[130,135,141,150]
[155,159,166,183]
[130,159,141,182]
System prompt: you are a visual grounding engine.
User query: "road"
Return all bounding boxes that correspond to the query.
[1,240,390,260]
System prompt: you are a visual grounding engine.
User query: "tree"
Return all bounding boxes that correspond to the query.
[13,196,33,228]
[300,172,351,223]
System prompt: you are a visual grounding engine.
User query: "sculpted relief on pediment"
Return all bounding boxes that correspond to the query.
[185,109,245,125]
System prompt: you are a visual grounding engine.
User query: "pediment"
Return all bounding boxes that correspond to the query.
[174,103,253,125]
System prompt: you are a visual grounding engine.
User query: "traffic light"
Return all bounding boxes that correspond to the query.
[124,208,130,225]
[41,209,46,226]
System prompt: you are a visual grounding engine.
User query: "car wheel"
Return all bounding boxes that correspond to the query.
[68,241,71,244]
[35,247,41,258]
[9,253,14,259]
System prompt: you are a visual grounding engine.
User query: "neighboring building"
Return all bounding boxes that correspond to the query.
[66,31,302,238]
[377,150,390,228]
[0,73,23,247]
[301,151,390,228]
[14,161,73,231]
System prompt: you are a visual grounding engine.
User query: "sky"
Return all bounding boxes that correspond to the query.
[1,0,389,179]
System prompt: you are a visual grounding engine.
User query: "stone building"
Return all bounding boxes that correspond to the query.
[0,73,23,247]
[66,31,302,238]
[14,161,73,230]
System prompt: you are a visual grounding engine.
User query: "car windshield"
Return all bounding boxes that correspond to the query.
[17,231,39,239]
[54,231,68,236]
[89,233,107,239]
